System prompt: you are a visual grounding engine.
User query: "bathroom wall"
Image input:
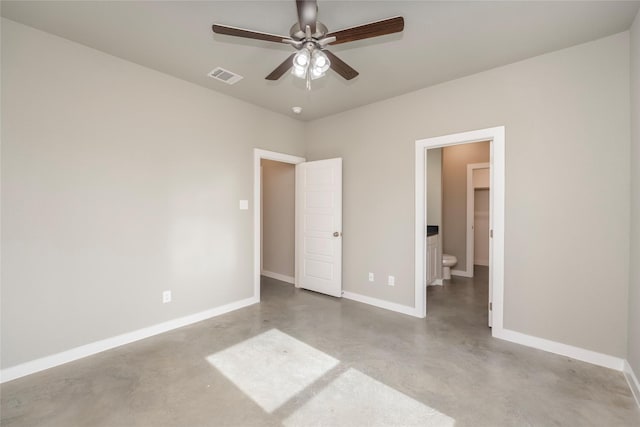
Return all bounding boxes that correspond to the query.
[305,32,630,357]
[426,148,442,227]
[261,160,295,280]
[628,9,640,382]
[1,19,305,369]
[426,148,443,279]
[442,141,490,272]
[474,189,490,266]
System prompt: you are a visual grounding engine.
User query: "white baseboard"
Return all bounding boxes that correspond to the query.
[0,296,259,384]
[427,279,444,286]
[342,291,417,317]
[261,270,294,284]
[493,327,624,371]
[624,360,640,408]
[451,269,472,278]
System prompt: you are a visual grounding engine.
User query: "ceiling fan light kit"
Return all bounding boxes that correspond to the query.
[211,0,404,89]
[291,46,330,88]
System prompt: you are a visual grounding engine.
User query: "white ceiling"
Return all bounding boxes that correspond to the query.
[2,1,638,121]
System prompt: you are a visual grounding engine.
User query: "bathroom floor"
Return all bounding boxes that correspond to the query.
[427,264,490,328]
[2,272,639,426]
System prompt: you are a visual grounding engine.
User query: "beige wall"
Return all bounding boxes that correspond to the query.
[442,141,490,269]
[628,10,640,377]
[261,160,295,279]
[305,32,630,357]
[426,148,442,227]
[0,19,305,369]
[426,148,443,278]
[474,189,490,266]
[2,16,636,371]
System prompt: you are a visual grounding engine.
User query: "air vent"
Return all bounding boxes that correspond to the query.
[208,67,243,85]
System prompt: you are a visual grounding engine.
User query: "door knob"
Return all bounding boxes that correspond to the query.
[333,232,341,237]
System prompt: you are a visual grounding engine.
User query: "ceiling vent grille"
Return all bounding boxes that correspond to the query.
[208,67,243,85]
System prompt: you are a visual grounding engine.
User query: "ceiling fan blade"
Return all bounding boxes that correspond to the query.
[265,54,296,80]
[212,24,289,44]
[324,50,359,80]
[296,0,317,34]
[326,16,404,45]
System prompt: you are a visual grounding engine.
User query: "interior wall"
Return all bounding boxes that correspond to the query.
[305,32,630,357]
[474,189,490,266]
[426,148,442,227]
[426,148,443,278]
[628,10,640,377]
[261,160,295,279]
[442,141,490,271]
[0,19,305,369]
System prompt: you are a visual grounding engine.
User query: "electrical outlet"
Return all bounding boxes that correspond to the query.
[388,276,395,286]
[162,290,172,303]
[368,272,375,282]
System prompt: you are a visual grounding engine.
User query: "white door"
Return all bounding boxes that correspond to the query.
[295,158,342,297]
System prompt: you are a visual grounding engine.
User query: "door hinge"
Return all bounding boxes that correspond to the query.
[489,302,493,311]
[490,229,493,238]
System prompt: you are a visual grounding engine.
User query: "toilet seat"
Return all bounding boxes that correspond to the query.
[442,254,457,266]
[442,254,457,280]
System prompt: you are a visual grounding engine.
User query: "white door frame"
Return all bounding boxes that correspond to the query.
[414,126,505,335]
[464,162,490,278]
[253,149,305,302]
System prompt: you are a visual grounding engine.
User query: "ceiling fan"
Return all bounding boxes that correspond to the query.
[211,0,404,87]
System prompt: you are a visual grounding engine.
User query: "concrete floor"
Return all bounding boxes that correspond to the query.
[2,269,639,426]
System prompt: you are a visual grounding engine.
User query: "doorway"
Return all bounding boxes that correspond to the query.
[465,162,491,278]
[261,159,296,285]
[414,126,505,336]
[253,149,344,302]
[253,149,305,301]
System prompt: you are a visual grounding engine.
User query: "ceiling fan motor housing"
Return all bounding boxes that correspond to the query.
[289,22,328,42]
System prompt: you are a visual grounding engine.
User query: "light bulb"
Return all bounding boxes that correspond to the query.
[310,67,325,80]
[311,50,330,74]
[293,50,310,67]
[291,63,307,78]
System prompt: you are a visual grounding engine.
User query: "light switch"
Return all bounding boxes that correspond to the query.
[239,200,249,210]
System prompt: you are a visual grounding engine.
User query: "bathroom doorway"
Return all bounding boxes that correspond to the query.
[425,143,491,326]
[414,126,505,333]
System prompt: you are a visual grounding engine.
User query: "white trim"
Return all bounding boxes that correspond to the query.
[261,270,295,285]
[415,126,505,327]
[493,328,624,371]
[428,278,444,287]
[0,296,258,384]
[254,149,305,302]
[624,360,640,408]
[451,269,473,278]
[415,144,428,317]
[342,291,416,317]
[466,162,490,277]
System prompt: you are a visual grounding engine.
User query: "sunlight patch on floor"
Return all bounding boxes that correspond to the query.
[283,368,455,427]
[206,329,339,413]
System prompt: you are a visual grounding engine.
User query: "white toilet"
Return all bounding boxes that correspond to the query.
[442,254,457,280]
